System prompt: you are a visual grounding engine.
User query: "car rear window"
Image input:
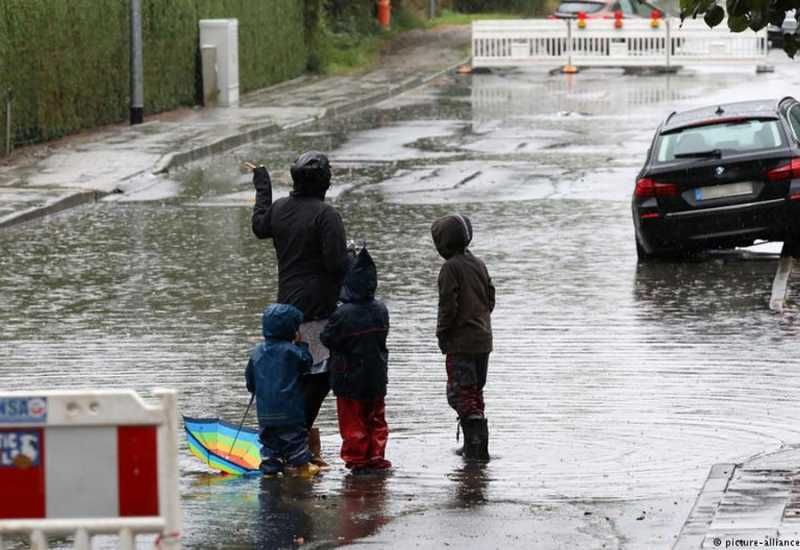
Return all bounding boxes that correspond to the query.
[655,119,785,163]
[557,1,606,13]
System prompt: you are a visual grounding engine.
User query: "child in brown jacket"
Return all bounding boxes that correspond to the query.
[431,214,495,461]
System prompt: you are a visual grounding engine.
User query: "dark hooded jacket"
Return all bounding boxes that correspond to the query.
[431,214,495,355]
[320,248,389,401]
[251,167,349,321]
[245,303,313,428]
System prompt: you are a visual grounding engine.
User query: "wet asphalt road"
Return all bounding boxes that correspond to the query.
[3,59,800,548]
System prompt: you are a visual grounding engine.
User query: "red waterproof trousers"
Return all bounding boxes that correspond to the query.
[336,397,390,470]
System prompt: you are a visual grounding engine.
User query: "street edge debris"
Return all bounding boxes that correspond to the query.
[0,57,470,230]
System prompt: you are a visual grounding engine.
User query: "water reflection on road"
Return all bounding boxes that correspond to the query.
[3,63,800,548]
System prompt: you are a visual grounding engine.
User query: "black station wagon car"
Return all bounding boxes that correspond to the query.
[632,98,800,259]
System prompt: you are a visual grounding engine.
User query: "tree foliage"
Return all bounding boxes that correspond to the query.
[680,0,799,55]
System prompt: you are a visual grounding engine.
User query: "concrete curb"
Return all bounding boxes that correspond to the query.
[153,58,468,174]
[672,463,736,550]
[0,190,107,230]
[0,58,466,231]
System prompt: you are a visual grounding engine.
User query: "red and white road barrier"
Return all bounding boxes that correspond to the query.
[0,389,181,549]
[472,18,770,70]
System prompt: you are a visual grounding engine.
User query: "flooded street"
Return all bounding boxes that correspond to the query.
[4,60,800,548]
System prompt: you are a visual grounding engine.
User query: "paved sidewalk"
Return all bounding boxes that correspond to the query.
[675,447,800,549]
[0,27,469,228]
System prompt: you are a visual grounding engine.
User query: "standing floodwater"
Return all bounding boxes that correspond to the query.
[3,61,800,548]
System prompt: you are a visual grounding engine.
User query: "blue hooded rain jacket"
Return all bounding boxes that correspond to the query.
[245,304,313,428]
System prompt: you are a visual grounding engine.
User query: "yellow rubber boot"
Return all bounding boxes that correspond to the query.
[286,462,321,478]
[308,428,330,469]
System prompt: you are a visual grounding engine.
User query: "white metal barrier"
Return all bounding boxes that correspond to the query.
[472,18,769,69]
[0,389,181,549]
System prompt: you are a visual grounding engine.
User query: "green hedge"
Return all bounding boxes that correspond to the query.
[0,0,308,148]
[456,0,549,14]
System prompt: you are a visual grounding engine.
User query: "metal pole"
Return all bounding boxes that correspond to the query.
[665,18,671,72]
[4,89,12,156]
[429,0,436,18]
[228,393,255,456]
[129,0,144,125]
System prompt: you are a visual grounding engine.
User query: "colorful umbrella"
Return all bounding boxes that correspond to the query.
[184,416,261,475]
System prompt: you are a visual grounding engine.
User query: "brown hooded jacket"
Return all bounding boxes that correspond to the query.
[431,214,495,355]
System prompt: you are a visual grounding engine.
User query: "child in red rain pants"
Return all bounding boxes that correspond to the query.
[320,247,391,473]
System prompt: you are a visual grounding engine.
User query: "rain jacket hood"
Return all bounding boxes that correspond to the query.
[247,303,313,429]
[340,247,377,303]
[261,304,304,341]
[291,151,331,200]
[431,214,473,259]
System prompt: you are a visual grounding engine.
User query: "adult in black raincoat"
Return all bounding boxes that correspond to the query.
[251,151,350,467]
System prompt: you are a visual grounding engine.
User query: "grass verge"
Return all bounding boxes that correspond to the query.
[423,9,520,28]
[312,8,527,76]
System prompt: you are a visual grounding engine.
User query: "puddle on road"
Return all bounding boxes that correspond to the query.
[3,66,800,548]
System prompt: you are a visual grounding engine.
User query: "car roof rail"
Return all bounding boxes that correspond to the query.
[665,110,677,124]
[777,96,796,109]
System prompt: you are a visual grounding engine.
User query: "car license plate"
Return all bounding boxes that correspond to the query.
[694,182,753,201]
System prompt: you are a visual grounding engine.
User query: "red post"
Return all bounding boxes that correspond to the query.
[614,9,623,29]
[377,0,391,29]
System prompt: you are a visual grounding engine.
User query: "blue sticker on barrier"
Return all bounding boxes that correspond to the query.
[0,397,47,423]
[0,430,41,468]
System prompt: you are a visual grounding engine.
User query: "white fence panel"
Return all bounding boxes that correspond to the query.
[473,20,569,66]
[670,18,768,63]
[472,18,769,69]
[571,19,668,66]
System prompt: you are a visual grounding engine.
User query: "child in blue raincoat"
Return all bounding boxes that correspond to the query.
[245,303,320,478]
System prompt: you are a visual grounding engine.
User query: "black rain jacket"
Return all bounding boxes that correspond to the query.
[431,214,495,355]
[251,168,349,320]
[320,248,389,401]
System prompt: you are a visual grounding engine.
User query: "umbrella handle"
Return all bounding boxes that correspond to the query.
[228,393,255,457]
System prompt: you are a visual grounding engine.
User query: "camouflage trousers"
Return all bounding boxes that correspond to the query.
[445,353,489,419]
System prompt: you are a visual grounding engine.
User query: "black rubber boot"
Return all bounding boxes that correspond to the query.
[455,417,467,456]
[463,418,489,461]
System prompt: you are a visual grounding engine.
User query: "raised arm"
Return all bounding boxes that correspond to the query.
[251,166,274,239]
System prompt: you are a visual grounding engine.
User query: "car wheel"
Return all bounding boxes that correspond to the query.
[636,239,654,261]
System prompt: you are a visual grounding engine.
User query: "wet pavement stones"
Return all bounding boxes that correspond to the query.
[0,27,469,229]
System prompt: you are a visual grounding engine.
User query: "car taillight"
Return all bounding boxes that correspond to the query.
[767,158,800,182]
[634,178,678,198]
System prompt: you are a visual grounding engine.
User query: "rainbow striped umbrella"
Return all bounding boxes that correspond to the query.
[183,416,261,475]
